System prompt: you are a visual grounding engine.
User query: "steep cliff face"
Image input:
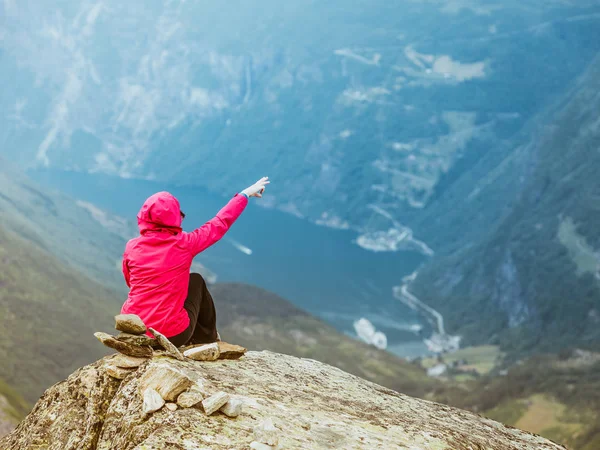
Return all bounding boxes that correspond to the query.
[1,351,564,450]
[412,55,600,353]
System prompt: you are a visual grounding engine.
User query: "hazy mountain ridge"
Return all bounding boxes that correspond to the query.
[410,54,600,353]
[2,0,600,235]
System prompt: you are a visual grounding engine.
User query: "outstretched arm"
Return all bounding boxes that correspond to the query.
[186,177,270,256]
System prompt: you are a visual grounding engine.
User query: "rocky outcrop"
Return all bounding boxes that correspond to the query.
[0,351,564,450]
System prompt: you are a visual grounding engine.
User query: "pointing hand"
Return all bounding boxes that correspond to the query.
[242,177,270,198]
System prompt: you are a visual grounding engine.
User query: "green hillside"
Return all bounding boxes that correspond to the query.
[430,349,600,450]
[0,379,28,437]
[0,224,119,404]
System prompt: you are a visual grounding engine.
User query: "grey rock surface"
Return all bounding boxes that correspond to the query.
[254,417,278,446]
[105,365,135,380]
[0,351,566,450]
[111,354,149,369]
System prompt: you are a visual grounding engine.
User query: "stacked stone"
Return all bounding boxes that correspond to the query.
[95,314,247,363]
[94,315,155,380]
[93,313,252,420]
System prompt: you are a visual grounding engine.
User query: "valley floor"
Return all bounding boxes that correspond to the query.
[423,346,600,450]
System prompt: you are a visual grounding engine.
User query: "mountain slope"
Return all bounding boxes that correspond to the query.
[410,55,600,353]
[213,283,435,397]
[0,223,120,403]
[0,380,28,439]
[432,349,600,450]
[0,352,564,450]
[1,1,600,234]
[0,162,132,292]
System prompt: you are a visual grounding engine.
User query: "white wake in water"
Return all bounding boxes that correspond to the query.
[228,238,253,255]
[353,318,388,350]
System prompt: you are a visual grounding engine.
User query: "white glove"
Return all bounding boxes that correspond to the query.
[242,177,270,198]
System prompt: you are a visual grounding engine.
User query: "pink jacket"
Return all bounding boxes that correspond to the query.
[121,191,248,337]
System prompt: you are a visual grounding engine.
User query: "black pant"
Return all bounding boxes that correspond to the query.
[169,273,218,347]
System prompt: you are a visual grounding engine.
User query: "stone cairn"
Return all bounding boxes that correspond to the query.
[94,314,257,424]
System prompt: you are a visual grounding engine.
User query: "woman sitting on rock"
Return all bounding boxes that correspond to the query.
[120,177,270,347]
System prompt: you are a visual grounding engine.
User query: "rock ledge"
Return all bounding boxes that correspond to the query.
[0,351,564,450]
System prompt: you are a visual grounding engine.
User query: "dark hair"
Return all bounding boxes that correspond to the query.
[180,211,186,220]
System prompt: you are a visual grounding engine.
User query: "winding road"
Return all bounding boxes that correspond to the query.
[394,271,460,354]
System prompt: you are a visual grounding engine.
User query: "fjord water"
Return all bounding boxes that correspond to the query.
[32,169,430,357]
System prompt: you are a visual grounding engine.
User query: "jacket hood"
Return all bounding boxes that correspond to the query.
[137,191,183,235]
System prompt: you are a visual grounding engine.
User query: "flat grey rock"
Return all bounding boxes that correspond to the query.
[176,386,204,409]
[149,327,185,361]
[202,391,229,416]
[220,398,243,417]
[139,363,192,402]
[183,342,220,361]
[116,332,160,349]
[115,314,147,335]
[94,332,153,358]
[111,354,149,369]
[142,388,165,415]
